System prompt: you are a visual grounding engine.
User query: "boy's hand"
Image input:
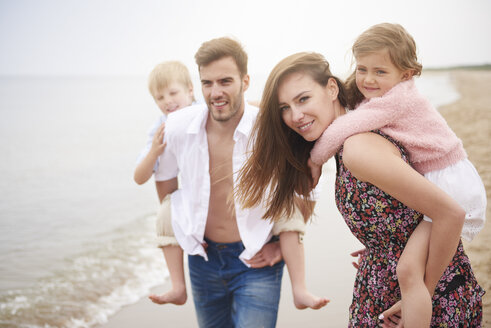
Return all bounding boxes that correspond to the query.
[150,122,167,156]
[350,248,366,269]
[379,300,403,328]
[307,158,322,189]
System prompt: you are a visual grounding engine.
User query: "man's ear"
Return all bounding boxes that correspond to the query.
[242,74,250,92]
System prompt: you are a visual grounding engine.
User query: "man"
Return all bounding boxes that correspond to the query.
[154,37,285,328]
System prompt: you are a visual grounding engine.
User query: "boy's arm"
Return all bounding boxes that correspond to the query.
[310,104,396,166]
[134,123,166,184]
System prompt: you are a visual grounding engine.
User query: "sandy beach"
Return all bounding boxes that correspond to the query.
[100,70,490,327]
[438,70,491,326]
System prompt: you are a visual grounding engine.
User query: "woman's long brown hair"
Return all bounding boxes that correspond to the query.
[236,52,346,222]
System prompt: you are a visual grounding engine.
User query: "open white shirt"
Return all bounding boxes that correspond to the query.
[154,103,274,263]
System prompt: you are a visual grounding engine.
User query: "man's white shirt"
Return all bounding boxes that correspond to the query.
[154,103,274,263]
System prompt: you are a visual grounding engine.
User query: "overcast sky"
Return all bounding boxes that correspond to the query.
[1,0,490,79]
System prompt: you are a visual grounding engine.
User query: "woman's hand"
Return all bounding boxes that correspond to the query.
[379,300,403,327]
[350,248,366,269]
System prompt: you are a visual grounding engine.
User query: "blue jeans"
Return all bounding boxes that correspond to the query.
[188,238,284,328]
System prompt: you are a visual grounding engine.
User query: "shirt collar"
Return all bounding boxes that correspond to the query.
[234,103,256,141]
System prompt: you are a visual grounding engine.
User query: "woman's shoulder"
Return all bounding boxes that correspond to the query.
[342,132,408,180]
[343,132,400,157]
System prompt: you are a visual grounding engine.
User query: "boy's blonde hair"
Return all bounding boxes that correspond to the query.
[346,23,423,109]
[148,61,195,101]
[195,37,248,77]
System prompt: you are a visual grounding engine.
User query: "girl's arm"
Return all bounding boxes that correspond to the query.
[343,132,464,294]
[310,104,396,166]
[310,79,415,166]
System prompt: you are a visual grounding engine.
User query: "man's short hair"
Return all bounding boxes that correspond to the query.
[195,37,248,77]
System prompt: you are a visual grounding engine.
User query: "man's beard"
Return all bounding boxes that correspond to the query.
[208,85,243,122]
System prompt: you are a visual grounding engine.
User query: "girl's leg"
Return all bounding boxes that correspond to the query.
[396,220,432,327]
[149,245,187,305]
[280,231,329,309]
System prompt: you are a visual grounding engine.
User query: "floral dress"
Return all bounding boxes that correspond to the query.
[335,132,484,327]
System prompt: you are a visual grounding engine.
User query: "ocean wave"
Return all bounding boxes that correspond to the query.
[0,215,168,328]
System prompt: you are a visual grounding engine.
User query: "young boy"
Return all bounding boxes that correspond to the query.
[134,61,194,305]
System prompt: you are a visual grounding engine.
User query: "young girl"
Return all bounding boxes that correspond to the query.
[134,61,195,305]
[309,23,487,326]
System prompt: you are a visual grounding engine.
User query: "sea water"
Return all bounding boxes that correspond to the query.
[0,72,460,328]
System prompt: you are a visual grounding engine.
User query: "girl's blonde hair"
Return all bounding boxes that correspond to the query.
[346,23,423,109]
[148,61,195,101]
[236,52,346,222]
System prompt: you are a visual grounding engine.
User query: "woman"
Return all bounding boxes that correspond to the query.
[236,52,483,326]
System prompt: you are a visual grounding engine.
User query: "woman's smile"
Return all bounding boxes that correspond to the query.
[278,72,338,141]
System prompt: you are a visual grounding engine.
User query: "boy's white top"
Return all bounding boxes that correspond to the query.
[136,114,167,171]
[154,103,274,263]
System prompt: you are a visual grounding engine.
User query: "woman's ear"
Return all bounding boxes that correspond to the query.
[326,77,339,100]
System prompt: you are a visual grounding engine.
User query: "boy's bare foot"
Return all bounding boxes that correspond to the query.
[293,290,329,310]
[148,288,187,305]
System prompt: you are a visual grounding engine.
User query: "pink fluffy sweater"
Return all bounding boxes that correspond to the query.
[310,78,467,174]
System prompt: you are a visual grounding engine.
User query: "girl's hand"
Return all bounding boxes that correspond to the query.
[379,300,403,327]
[350,248,366,269]
[150,122,167,156]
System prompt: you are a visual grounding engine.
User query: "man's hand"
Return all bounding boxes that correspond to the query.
[307,158,322,189]
[245,241,282,268]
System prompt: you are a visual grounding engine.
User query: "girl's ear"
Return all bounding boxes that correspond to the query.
[326,77,339,100]
[402,70,414,81]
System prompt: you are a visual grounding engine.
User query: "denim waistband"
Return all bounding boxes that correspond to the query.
[203,237,245,252]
